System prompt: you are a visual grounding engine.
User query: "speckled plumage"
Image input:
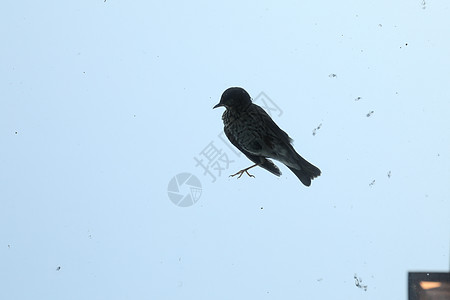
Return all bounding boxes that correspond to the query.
[213,87,321,186]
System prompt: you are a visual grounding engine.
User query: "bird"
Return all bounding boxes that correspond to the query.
[213,87,321,186]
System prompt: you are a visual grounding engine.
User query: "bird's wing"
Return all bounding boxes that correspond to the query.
[252,105,293,146]
[253,104,321,179]
[224,126,281,176]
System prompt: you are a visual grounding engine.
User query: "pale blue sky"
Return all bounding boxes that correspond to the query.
[1,0,449,299]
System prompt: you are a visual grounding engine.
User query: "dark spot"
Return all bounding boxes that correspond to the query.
[312,123,322,136]
[354,274,368,291]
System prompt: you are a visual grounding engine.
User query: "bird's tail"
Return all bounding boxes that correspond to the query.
[287,155,321,187]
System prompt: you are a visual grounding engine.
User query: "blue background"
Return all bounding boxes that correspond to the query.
[1,0,449,299]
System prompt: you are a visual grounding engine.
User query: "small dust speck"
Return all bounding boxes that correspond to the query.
[354,274,368,291]
[56,266,61,271]
[328,73,337,78]
[387,171,391,178]
[355,96,362,101]
[312,123,322,136]
[421,0,426,9]
[366,111,374,117]
[15,131,18,134]
[369,180,375,187]
[260,206,264,210]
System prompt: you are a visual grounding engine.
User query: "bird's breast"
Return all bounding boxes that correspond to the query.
[223,109,266,154]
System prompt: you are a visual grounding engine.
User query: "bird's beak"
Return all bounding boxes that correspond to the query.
[213,102,223,109]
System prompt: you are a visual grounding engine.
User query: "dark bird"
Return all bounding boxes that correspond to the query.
[213,87,321,186]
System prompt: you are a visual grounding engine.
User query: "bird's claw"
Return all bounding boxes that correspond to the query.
[229,169,255,179]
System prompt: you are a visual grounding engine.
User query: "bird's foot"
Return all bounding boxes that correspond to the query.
[230,169,255,179]
[229,164,258,179]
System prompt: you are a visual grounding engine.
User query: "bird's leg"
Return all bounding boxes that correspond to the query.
[229,164,258,178]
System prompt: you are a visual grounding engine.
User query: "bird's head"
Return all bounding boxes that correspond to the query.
[213,87,252,110]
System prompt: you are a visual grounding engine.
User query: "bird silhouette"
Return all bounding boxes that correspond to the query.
[213,87,321,186]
